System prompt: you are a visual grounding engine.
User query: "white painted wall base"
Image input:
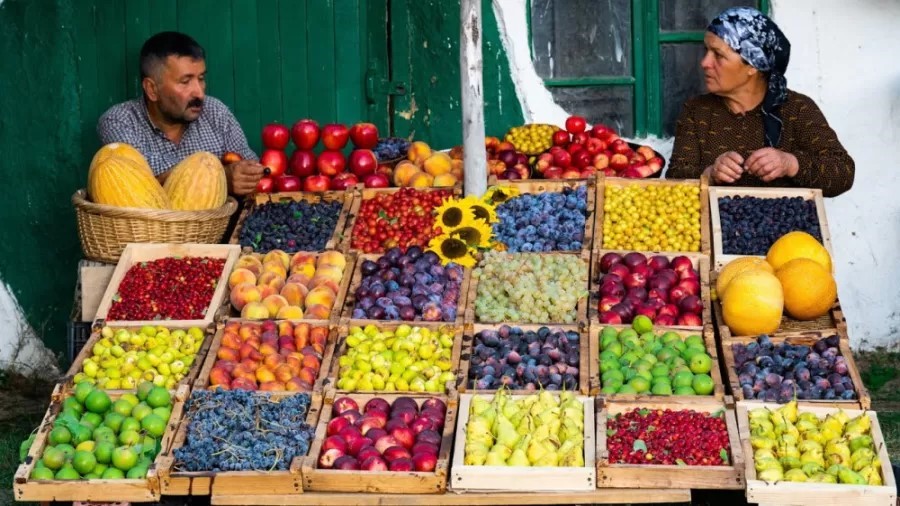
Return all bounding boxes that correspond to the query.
[0,282,60,378]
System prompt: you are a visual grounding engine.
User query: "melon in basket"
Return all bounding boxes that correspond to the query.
[163,151,228,210]
[87,144,170,209]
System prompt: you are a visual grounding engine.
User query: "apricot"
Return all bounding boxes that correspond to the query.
[262,294,289,318]
[278,281,304,307]
[393,161,421,187]
[216,346,240,362]
[301,354,321,371]
[285,356,302,376]
[263,249,291,270]
[423,152,452,176]
[274,363,295,383]
[259,341,279,357]
[407,141,432,165]
[258,285,276,301]
[239,323,260,340]
[316,251,346,270]
[228,268,256,289]
[230,283,261,311]
[408,172,434,188]
[263,353,284,370]
[433,173,458,188]
[235,255,264,277]
[255,365,276,384]
[240,301,270,320]
[305,304,331,320]
[294,323,311,347]
[298,366,318,385]
[449,145,464,160]
[239,359,260,372]
[239,342,262,361]
[208,367,231,387]
[231,364,256,382]
[276,305,304,320]
[277,320,294,337]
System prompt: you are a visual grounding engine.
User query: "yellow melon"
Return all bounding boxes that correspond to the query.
[775,258,837,320]
[721,269,784,336]
[716,256,774,298]
[766,231,832,273]
[88,156,170,209]
[89,142,152,174]
[163,151,228,210]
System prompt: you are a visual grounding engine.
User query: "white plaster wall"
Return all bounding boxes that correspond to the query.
[0,283,60,378]
[494,0,900,349]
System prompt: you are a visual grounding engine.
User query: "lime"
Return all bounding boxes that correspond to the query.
[601,385,619,394]
[94,441,115,464]
[84,390,112,414]
[638,331,657,344]
[40,447,66,470]
[103,412,125,433]
[684,334,705,350]
[74,382,95,404]
[618,384,637,394]
[76,440,95,452]
[602,369,625,385]
[62,397,85,417]
[93,427,118,445]
[671,341,687,353]
[120,417,140,434]
[604,378,623,391]
[93,463,108,476]
[656,347,678,364]
[101,467,125,479]
[120,393,140,407]
[126,464,149,479]
[674,386,696,395]
[30,466,55,480]
[55,464,80,480]
[72,450,97,475]
[632,315,654,334]
[651,382,673,395]
[80,412,103,429]
[633,359,653,373]
[651,363,670,378]
[681,347,704,362]
[83,472,101,479]
[600,326,619,341]
[112,399,134,417]
[152,406,172,421]
[119,429,142,446]
[146,387,171,408]
[689,352,713,374]
[111,446,138,471]
[141,413,167,438]
[131,403,153,422]
[636,370,653,383]
[605,341,624,357]
[49,426,72,446]
[692,373,715,395]
[70,424,92,445]
[55,443,75,459]
[618,328,638,342]
[599,359,619,374]
[673,371,694,389]
[136,381,154,401]
[628,376,650,393]
[623,368,637,381]
[619,352,639,367]
[661,332,682,346]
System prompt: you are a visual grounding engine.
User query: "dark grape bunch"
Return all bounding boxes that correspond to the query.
[174,389,316,472]
[373,137,411,161]
[719,196,822,255]
[493,186,588,252]
[239,199,342,253]
[467,325,580,391]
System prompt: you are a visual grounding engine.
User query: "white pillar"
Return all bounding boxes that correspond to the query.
[460,0,487,197]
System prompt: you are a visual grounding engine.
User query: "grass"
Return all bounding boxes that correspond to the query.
[0,371,53,506]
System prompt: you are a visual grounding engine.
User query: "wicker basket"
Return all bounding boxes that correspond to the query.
[72,189,238,263]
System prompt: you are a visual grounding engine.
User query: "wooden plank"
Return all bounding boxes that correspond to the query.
[148,0,177,33]
[74,1,101,164]
[94,243,241,328]
[306,0,337,122]
[123,0,152,97]
[94,0,127,109]
[80,262,115,321]
[278,0,309,121]
[334,0,364,125]
[256,0,284,125]
[231,0,262,152]
[708,186,832,271]
[595,398,744,489]
[736,401,896,506]
[301,390,457,494]
[721,332,871,409]
[197,0,235,109]
[450,393,596,492]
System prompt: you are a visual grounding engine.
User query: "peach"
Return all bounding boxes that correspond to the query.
[216,346,240,362]
[279,345,296,356]
[263,353,284,369]
[302,354,321,371]
[230,377,258,391]
[316,251,346,270]
[263,249,291,269]
[230,282,261,311]
[393,161,420,187]
[407,141,432,165]
[228,268,257,289]
[258,271,286,292]
[287,273,314,288]
[285,377,308,392]
[408,172,434,188]
[423,152,452,176]
[289,261,316,280]
[241,301,270,320]
[258,285,276,301]
[309,276,341,295]
[235,255,264,277]
[280,283,307,307]
[221,331,242,350]
[209,367,231,387]
[294,323,311,347]
[314,265,344,283]
[433,173,458,188]
[274,364,295,383]
[256,366,276,383]
[224,321,241,334]
[262,261,288,279]
[232,364,257,383]
[310,326,329,345]
[305,304,331,320]
[277,320,294,337]
[239,323,260,340]
[259,341,279,357]
[239,343,263,361]
[244,336,261,350]
[290,252,317,269]
[276,305,304,319]
[312,341,325,355]
[496,141,515,152]
[262,294,289,318]
[306,285,336,308]
[240,359,260,372]
[259,381,284,392]
[298,366,318,385]
[285,356,303,376]
[261,320,277,332]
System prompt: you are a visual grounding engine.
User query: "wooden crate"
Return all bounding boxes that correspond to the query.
[325,322,464,395]
[13,385,188,502]
[340,252,471,326]
[301,389,458,494]
[192,320,337,395]
[450,392,596,492]
[63,323,216,395]
[595,397,745,489]
[708,186,832,271]
[595,174,711,255]
[588,249,712,331]
[94,243,241,328]
[721,332,871,409]
[736,401,897,506]
[157,391,322,498]
[464,251,590,326]
[587,322,725,401]
[229,190,356,253]
[457,323,590,395]
[79,260,115,321]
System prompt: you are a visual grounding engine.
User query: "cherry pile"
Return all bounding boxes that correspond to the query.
[108,257,226,321]
[350,188,451,253]
[606,408,731,466]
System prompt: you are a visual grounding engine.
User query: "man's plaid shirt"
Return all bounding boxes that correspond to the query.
[97,96,258,176]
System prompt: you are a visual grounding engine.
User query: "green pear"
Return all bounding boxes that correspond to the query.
[850,447,875,466]
[489,444,512,460]
[526,438,549,464]
[754,448,777,462]
[825,439,851,466]
[808,472,837,484]
[494,416,520,448]
[507,448,530,467]
[784,468,808,482]
[825,464,846,477]
[795,419,818,433]
[464,445,488,466]
[751,436,776,450]
[837,467,867,485]
[798,440,823,454]
[757,467,784,482]
[755,457,783,473]
[844,414,871,438]
[798,412,820,425]
[517,414,535,436]
[858,464,883,486]
[534,451,560,467]
[777,400,798,423]
[466,418,494,447]
[801,462,824,476]
[849,435,874,453]
[484,451,508,466]
[780,456,802,470]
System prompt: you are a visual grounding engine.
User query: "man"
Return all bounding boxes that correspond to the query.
[98,31,264,196]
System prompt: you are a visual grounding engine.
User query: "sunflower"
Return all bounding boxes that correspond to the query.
[428,233,477,268]
[449,218,493,248]
[458,195,498,224]
[483,185,521,206]
[434,198,475,231]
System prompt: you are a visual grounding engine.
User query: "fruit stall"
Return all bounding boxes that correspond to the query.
[11,116,897,506]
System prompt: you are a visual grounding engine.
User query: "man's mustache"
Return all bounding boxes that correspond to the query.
[188,99,204,108]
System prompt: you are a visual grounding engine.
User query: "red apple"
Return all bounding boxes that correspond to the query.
[580,168,595,179]
[590,124,612,139]
[599,311,623,325]
[610,139,631,154]
[289,150,316,178]
[349,149,378,178]
[291,119,320,150]
[598,294,622,312]
[347,435,373,456]
[255,177,274,193]
[316,150,345,176]
[363,173,390,188]
[609,153,630,171]
[534,153,553,174]
[260,149,288,178]
[565,115,587,134]
[349,122,379,149]
[655,314,676,326]
[677,278,701,297]
[357,446,381,463]
[262,123,290,150]
[390,408,417,426]
[552,130,570,146]
[679,294,703,315]
[543,166,564,180]
[571,132,589,145]
[585,137,604,155]
[658,303,680,318]
[321,123,350,150]
[412,442,439,456]
[303,175,330,192]
[365,428,388,442]
[566,142,583,155]
[390,427,416,450]
[678,313,703,327]
[330,172,359,191]
[572,150,592,169]
[670,256,695,276]
[562,168,581,179]
[374,435,401,454]
[275,175,301,192]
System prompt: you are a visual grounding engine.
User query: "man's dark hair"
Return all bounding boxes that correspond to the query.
[140,31,205,79]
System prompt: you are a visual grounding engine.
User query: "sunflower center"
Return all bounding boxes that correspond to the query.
[440,208,464,227]
[440,237,469,258]
[471,205,491,222]
[452,227,482,246]
[492,190,511,203]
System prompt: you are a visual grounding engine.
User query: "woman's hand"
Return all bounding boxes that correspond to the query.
[744,147,799,181]
[705,151,745,183]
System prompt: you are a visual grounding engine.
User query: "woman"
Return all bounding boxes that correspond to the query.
[667,7,854,197]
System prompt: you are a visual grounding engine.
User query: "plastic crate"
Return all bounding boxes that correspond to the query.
[66,320,92,364]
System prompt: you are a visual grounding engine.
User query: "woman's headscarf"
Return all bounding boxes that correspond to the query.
[708,7,791,147]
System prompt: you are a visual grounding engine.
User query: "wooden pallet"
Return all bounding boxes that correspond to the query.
[595,174,711,255]
[708,186,832,271]
[340,252,471,326]
[595,397,745,489]
[301,389,458,494]
[588,249,712,331]
[457,323,590,395]
[229,189,356,253]
[324,322,464,396]
[157,390,322,497]
[721,332,871,410]
[94,243,241,328]
[450,393,596,492]
[13,385,188,502]
[735,401,896,506]
[192,320,337,395]
[464,251,590,326]
[587,322,725,401]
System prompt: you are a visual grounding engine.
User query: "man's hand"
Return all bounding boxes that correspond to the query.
[704,151,745,183]
[744,148,799,182]
[226,159,266,196]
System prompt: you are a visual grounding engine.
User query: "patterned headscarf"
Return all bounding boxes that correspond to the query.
[708,7,791,147]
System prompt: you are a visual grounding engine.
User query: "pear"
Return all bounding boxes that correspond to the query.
[850,447,875,466]
[507,448,530,467]
[479,407,497,427]
[561,406,583,423]
[825,464,846,477]
[755,457,783,473]
[801,462,824,476]
[749,408,772,422]
[752,426,777,440]
[532,424,552,443]
[798,412,820,425]
[502,401,520,420]
[516,414,535,436]
[859,464,883,486]
[559,444,584,468]
[779,433,799,447]
[538,391,557,411]
[471,396,492,415]
[464,446,489,465]
[780,456,802,470]
[795,419,818,433]
[852,456,873,472]
[799,449,825,468]
[519,395,537,411]
[837,467,867,485]
[784,468,808,482]
[825,439,851,466]
[820,415,844,436]
[534,451,560,467]
[526,438,549,464]
[562,398,583,415]
[755,448,777,462]
[485,450,509,466]
[777,444,800,460]
[751,436,776,450]
[808,472,837,484]
[804,430,827,446]
[558,390,575,405]
[544,418,562,438]
[491,389,509,410]
[757,467,784,483]
[494,416,520,448]
[466,419,495,447]
[777,400,799,423]
[849,435,874,453]
[819,425,842,443]
[782,420,800,439]
[798,440,823,454]
[465,441,490,455]
[769,410,786,427]
[537,408,560,426]
[489,444,513,460]
[751,419,775,434]
[831,409,850,426]
[508,409,526,428]
[515,434,531,452]
[844,414,871,438]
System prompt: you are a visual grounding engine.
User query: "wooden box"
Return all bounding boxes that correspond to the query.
[721,332,871,409]
[14,385,187,502]
[736,401,896,506]
[464,251,590,326]
[595,175,711,255]
[708,186,832,271]
[457,323,590,395]
[301,389,457,494]
[588,249,712,331]
[340,252,471,326]
[325,322,464,395]
[596,398,744,489]
[229,190,356,253]
[587,322,725,401]
[192,320,337,395]
[450,393,596,492]
[79,260,115,321]
[157,391,322,498]
[94,243,241,328]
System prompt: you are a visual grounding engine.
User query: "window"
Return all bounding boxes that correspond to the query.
[530,0,770,137]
